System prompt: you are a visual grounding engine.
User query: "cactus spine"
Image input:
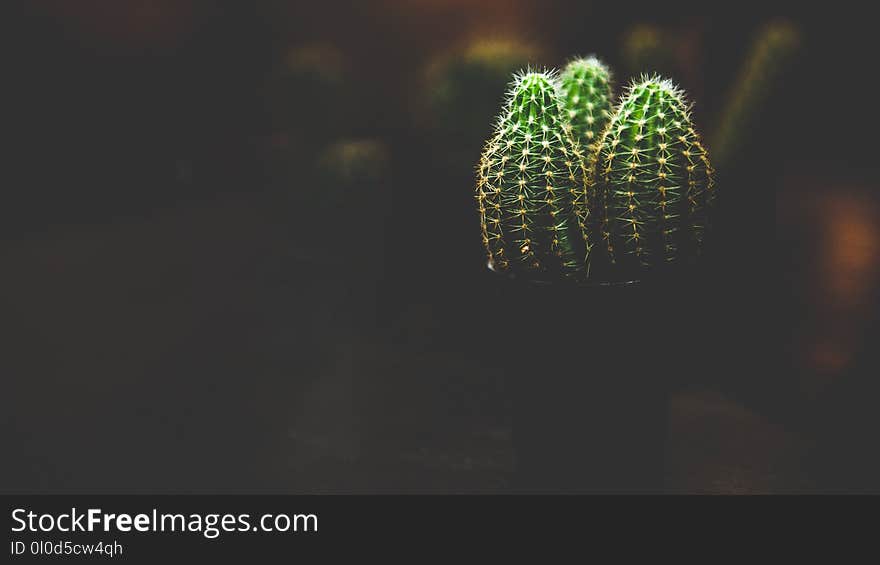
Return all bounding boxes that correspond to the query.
[559,56,614,155]
[477,71,588,279]
[593,76,714,276]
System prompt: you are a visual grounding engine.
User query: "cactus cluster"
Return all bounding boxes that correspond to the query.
[476,58,716,283]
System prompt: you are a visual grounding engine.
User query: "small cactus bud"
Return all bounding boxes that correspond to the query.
[592,76,715,277]
[559,56,614,155]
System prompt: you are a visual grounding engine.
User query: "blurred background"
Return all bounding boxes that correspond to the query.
[4,1,878,493]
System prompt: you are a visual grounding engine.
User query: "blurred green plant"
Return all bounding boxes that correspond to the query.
[264,43,352,144]
[710,21,802,171]
[276,137,393,278]
[421,39,542,159]
[316,139,392,207]
[621,24,679,79]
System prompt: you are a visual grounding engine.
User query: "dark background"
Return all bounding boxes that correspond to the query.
[4,1,878,493]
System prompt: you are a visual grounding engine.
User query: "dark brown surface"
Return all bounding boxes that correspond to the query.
[5,3,878,494]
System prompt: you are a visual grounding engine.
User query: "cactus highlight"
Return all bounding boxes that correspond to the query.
[476,71,589,279]
[592,76,715,276]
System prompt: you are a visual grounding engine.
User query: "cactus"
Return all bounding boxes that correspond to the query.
[710,21,802,170]
[559,56,614,155]
[591,76,715,278]
[476,71,589,280]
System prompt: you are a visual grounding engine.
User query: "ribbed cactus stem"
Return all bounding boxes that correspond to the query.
[559,56,614,155]
[477,71,588,279]
[594,76,714,275]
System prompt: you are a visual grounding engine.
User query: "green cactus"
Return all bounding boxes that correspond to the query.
[592,76,715,278]
[476,71,589,280]
[559,56,614,155]
[710,21,802,170]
